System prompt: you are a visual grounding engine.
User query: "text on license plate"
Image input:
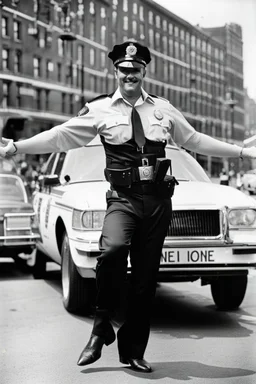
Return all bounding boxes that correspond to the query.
[161,248,215,264]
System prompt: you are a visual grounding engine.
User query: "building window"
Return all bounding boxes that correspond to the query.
[101,7,106,18]
[101,52,106,68]
[14,50,22,73]
[169,40,173,56]
[36,89,41,110]
[2,17,9,37]
[90,21,95,40]
[156,15,160,28]
[2,82,10,108]
[132,20,137,36]
[33,57,41,77]
[148,11,153,25]
[155,32,160,50]
[180,29,185,40]
[2,48,9,70]
[45,90,49,111]
[13,20,21,40]
[62,93,66,113]
[57,63,62,82]
[90,48,95,66]
[101,25,106,45]
[58,38,64,57]
[174,26,179,38]
[16,83,21,107]
[163,20,167,31]
[123,16,128,31]
[123,0,128,12]
[38,28,46,48]
[113,0,118,10]
[133,3,137,14]
[89,2,95,15]
[77,45,83,64]
[112,31,117,45]
[112,11,117,28]
[169,23,173,35]
[46,60,53,79]
[90,75,96,91]
[162,36,167,54]
[149,29,154,49]
[139,24,145,40]
[139,6,144,21]
[69,94,73,115]
[174,41,179,59]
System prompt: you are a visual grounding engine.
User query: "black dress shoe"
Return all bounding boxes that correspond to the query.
[120,356,152,372]
[77,330,115,366]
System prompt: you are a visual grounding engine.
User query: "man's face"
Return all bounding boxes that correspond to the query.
[115,65,146,98]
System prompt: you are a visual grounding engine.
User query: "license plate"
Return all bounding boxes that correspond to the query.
[161,248,216,264]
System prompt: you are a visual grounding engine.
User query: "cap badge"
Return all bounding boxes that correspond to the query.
[125,43,137,58]
[154,109,163,120]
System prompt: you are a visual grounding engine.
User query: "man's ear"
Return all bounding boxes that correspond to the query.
[142,68,146,77]
[114,68,118,78]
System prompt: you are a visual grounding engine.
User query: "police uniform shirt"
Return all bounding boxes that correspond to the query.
[44,88,196,153]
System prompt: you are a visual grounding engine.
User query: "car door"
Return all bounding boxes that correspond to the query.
[33,153,59,255]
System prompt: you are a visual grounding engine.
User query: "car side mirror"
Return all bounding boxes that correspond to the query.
[43,174,60,186]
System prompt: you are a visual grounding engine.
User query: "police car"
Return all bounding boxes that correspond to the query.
[32,137,256,313]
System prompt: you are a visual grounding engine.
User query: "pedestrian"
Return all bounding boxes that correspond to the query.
[219,168,229,185]
[1,40,256,373]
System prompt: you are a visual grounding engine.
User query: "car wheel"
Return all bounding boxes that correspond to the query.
[61,232,95,314]
[32,249,47,279]
[211,275,247,310]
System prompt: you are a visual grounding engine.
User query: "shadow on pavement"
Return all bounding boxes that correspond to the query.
[81,361,255,381]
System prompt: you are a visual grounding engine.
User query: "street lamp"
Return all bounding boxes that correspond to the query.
[225,90,237,142]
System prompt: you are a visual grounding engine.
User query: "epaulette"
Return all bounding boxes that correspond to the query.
[88,93,114,104]
[149,94,169,103]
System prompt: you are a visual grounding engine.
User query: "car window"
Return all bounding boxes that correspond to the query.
[61,145,210,183]
[0,175,26,202]
[54,152,66,177]
[42,153,58,175]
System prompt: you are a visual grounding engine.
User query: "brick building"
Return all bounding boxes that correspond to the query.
[0,0,246,175]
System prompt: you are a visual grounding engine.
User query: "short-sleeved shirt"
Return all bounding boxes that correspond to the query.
[47,87,196,152]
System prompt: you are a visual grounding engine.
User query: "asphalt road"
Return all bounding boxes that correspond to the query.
[0,259,256,384]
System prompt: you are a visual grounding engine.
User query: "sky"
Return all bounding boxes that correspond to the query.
[154,0,256,101]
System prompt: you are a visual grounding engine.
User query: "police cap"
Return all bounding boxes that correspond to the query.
[108,41,151,68]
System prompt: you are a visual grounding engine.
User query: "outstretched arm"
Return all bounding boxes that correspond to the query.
[183,131,256,159]
[0,108,97,158]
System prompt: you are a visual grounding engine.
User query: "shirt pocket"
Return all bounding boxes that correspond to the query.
[147,116,171,141]
[100,115,132,144]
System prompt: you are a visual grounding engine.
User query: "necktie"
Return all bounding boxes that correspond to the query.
[131,107,146,150]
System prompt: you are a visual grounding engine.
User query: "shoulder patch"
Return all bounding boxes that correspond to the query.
[149,94,169,103]
[77,105,89,117]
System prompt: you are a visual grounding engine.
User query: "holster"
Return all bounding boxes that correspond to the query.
[104,167,132,187]
[155,175,179,198]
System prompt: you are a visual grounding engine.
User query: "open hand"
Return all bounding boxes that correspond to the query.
[0,137,14,158]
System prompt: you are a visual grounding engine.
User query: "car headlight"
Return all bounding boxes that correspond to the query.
[228,209,256,228]
[72,209,105,230]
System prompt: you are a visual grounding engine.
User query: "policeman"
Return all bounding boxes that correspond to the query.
[1,40,256,373]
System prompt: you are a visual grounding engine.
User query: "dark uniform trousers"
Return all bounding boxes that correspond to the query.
[92,189,172,358]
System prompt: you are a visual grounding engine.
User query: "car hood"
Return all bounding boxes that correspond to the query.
[172,181,256,209]
[59,180,256,211]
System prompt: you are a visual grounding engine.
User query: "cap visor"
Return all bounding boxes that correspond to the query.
[117,61,145,68]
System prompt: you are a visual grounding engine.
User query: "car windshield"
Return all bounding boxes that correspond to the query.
[62,145,210,183]
[0,175,25,202]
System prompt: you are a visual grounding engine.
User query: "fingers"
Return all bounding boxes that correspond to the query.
[0,138,13,158]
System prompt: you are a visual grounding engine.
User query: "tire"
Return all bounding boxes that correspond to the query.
[32,249,47,279]
[211,275,248,310]
[61,232,95,314]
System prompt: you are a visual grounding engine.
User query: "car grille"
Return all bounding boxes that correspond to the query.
[167,210,221,237]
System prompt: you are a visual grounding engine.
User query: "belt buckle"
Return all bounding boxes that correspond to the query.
[138,158,154,181]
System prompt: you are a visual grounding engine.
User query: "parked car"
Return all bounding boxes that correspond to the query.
[31,137,256,313]
[242,169,256,195]
[0,171,40,261]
